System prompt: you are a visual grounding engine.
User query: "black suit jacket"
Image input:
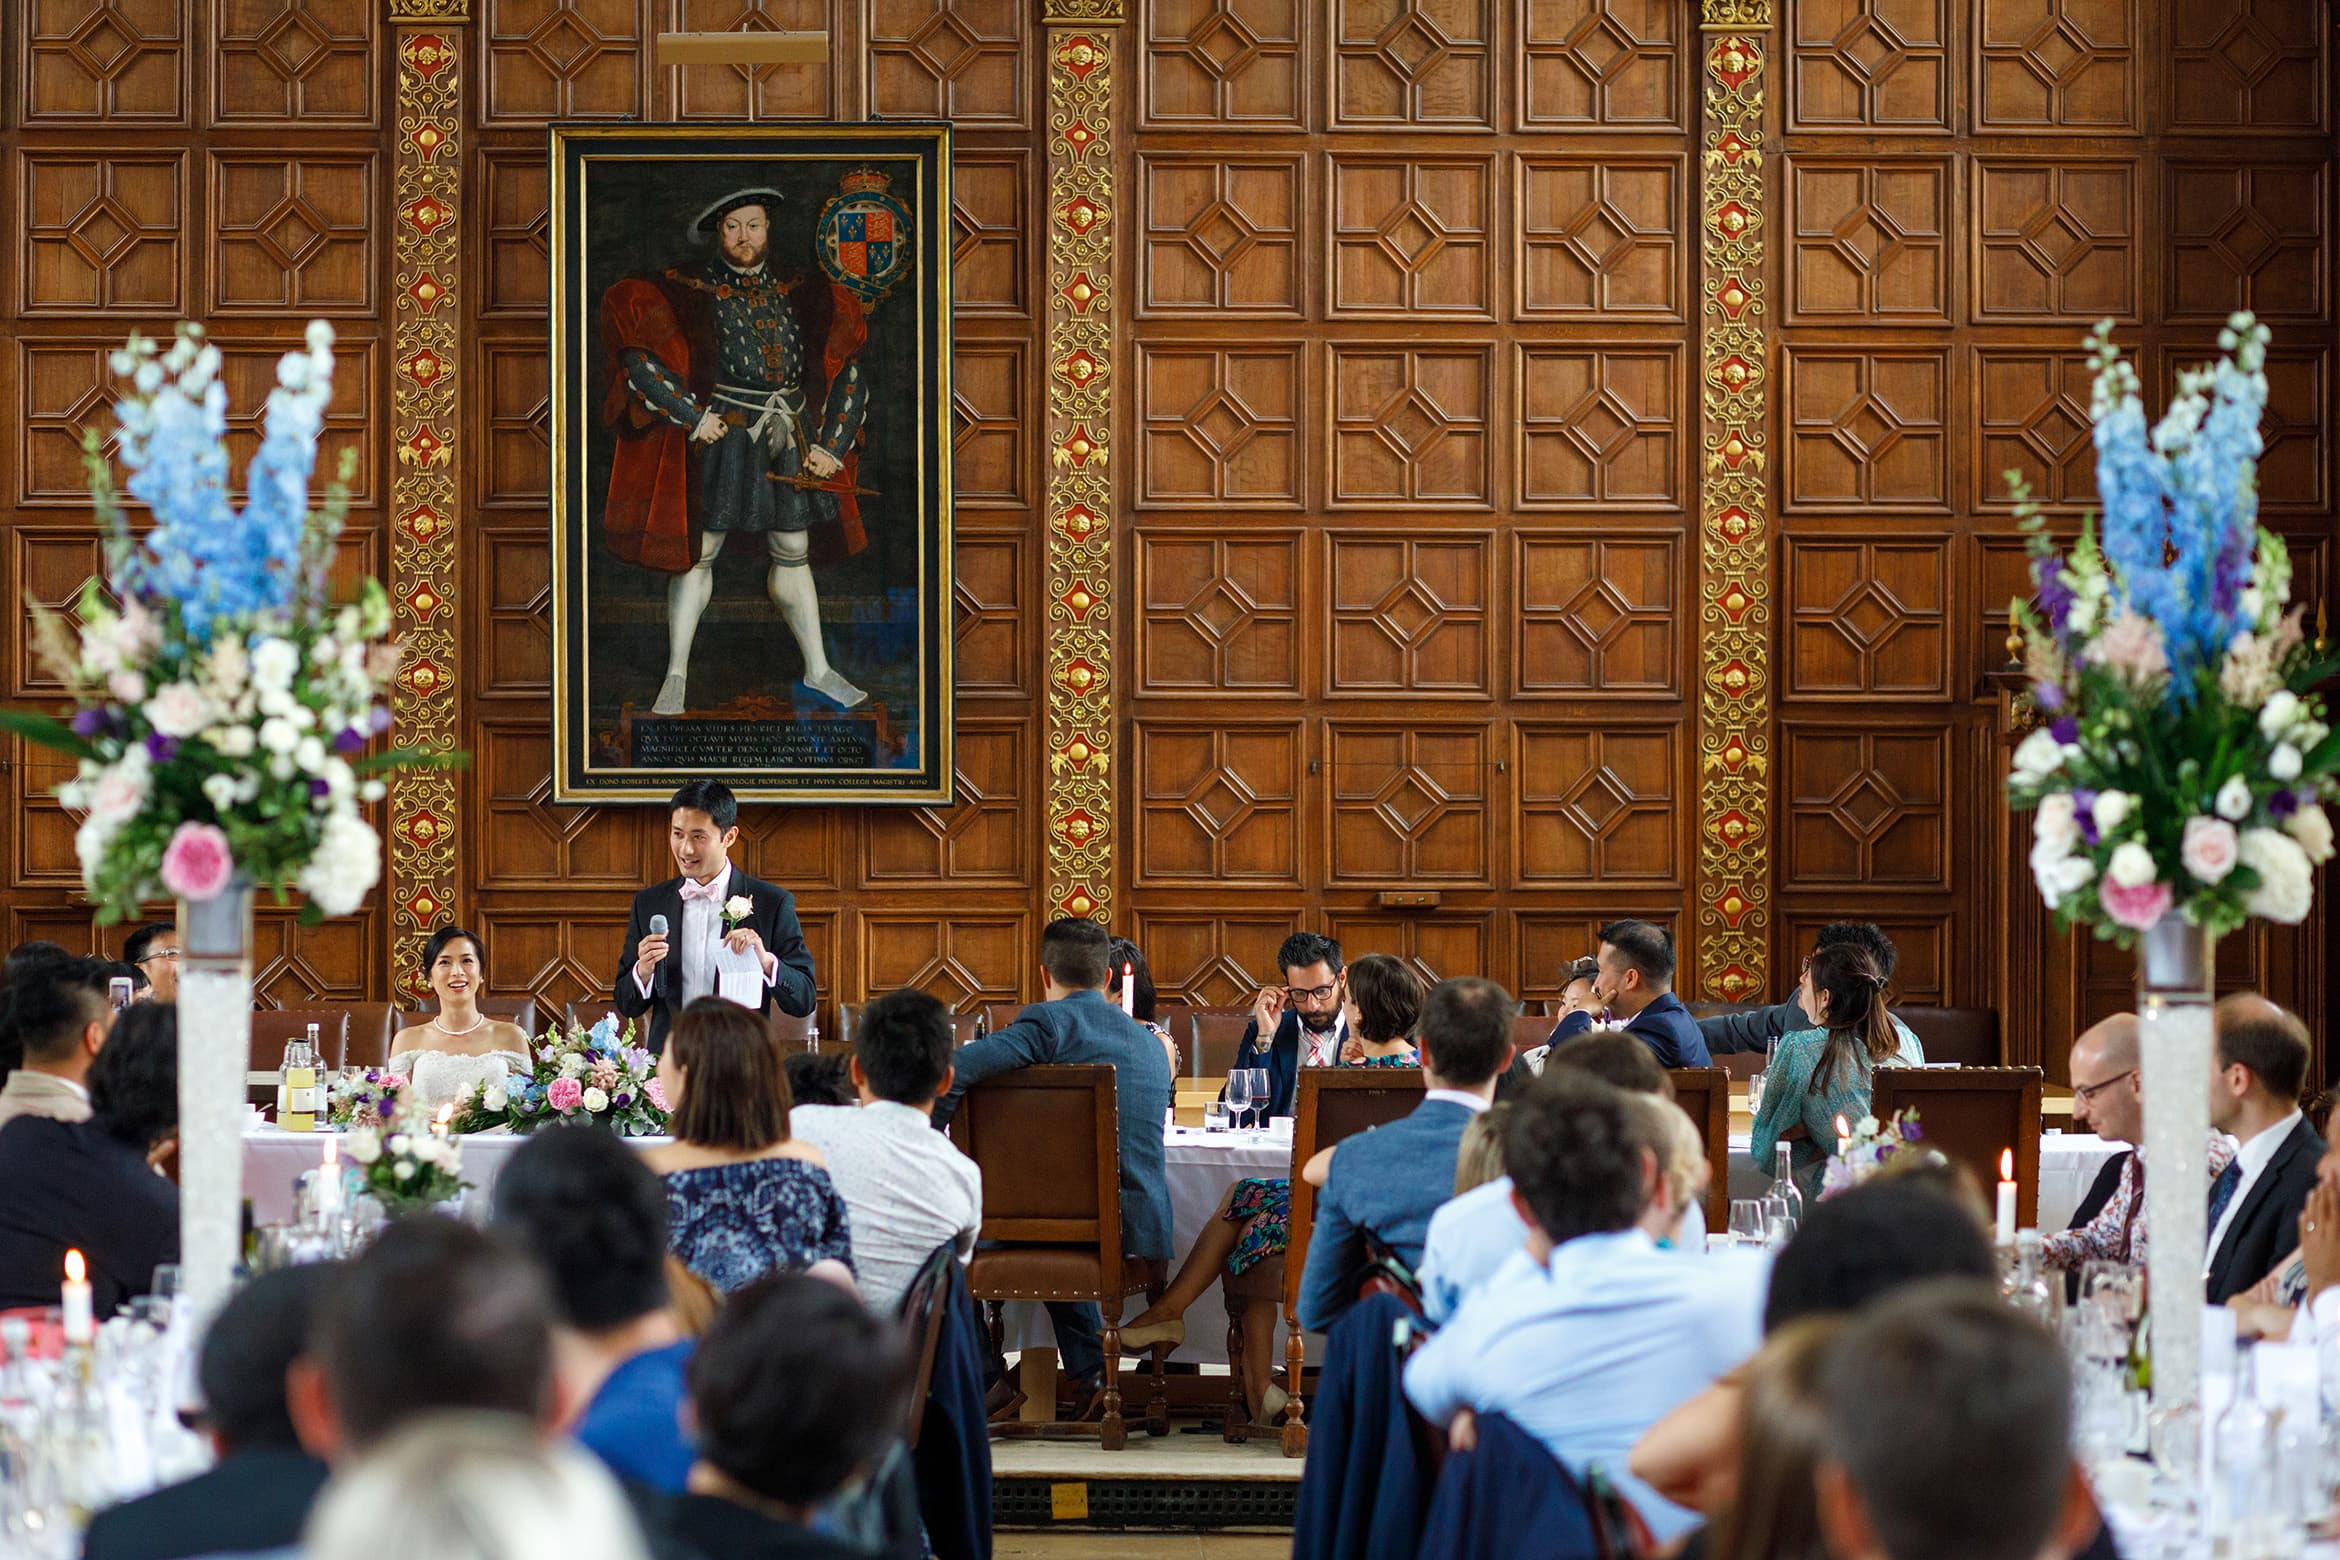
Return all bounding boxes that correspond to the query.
[613,867,817,1053]
[1229,1009,1317,1119]
[2206,1116,2326,1304]
[81,1448,327,1560]
[0,1117,177,1314]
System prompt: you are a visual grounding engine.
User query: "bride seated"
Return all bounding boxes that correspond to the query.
[386,927,534,1112]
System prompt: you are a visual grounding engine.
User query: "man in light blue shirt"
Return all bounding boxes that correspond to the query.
[1403,1072,1767,1544]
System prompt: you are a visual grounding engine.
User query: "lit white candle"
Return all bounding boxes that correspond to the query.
[1120,961,1135,1016]
[317,1135,343,1219]
[62,1249,92,1345]
[433,1103,454,1139]
[1996,1147,2018,1241]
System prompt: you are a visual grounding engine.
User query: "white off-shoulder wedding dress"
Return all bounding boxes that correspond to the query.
[384,1049,533,1113]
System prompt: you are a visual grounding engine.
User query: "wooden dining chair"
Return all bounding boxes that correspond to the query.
[1189,1007,1254,1082]
[1871,1066,2045,1225]
[1666,1067,1732,1238]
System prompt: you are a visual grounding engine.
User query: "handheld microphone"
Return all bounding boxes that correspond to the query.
[648,914,668,938]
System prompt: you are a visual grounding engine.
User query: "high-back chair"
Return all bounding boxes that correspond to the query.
[1893,1005,2001,1066]
[343,1003,397,1069]
[1871,1066,2044,1225]
[1666,1067,1732,1238]
[1189,1007,1254,1081]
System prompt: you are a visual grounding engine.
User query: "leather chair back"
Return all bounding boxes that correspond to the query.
[251,1010,351,1073]
[952,1065,1119,1249]
[344,1003,396,1069]
[1190,1007,1253,1081]
[1666,1067,1731,1237]
[1870,1066,2044,1226]
[1894,1005,2000,1066]
[980,1000,1025,1036]
[899,1240,960,1449]
[562,999,621,1037]
[1509,1013,1552,1058]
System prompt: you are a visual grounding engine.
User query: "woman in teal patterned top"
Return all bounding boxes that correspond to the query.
[1749,943,1904,1203]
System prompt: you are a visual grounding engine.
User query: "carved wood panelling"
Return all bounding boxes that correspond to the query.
[952,532,1032,697]
[2164,163,2327,321]
[1514,534,1678,697]
[864,720,1030,884]
[1325,912,1490,989]
[478,524,552,697]
[482,0,643,122]
[1789,0,1949,131]
[1517,346,1679,507]
[1141,0,1303,127]
[1516,725,1678,884]
[2169,3,2327,132]
[1783,727,1949,888]
[1329,157,1492,317]
[1137,532,1302,694]
[1787,159,1950,323]
[1518,156,1684,320]
[951,151,1029,318]
[209,155,377,312]
[22,0,185,122]
[857,912,1029,1013]
[1137,343,1303,507]
[1514,910,1680,1005]
[950,343,1029,509]
[1783,913,1949,1004]
[1325,725,1488,884]
[1975,350,2098,510]
[667,0,832,121]
[1975,0,2133,130]
[478,342,550,509]
[213,0,378,123]
[1139,154,1303,316]
[1519,0,1680,128]
[1972,160,2137,322]
[1135,723,1303,886]
[1783,349,1948,511]
[1330,0,1492,129]
[20,153,184,314]
[1785,537,1951,699]
[1327,533,1488,695]
[478,150,550,318]
[1135,913,1301,1006]
[1329,347,1489,505]
[869,0,1026,126]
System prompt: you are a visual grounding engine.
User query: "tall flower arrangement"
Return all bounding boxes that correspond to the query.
[2006,315,2339,941]
[0,322,451,919]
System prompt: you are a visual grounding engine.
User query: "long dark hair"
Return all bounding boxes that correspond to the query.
[1807,943,1894,1092]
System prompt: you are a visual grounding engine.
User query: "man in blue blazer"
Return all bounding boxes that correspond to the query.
[1297,976,1513,1332]
[1550,919,1709,1069]
[938,917,1174,1399]
[1227,931,1348,1119]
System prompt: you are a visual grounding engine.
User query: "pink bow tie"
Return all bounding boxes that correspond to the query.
[680,877,724,904]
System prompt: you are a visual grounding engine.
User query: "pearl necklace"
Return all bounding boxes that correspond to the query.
[432,1011,488,1038]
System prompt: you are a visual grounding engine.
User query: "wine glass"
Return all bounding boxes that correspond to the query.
[147,1265,182,1329]
[1226,1070,1254,1131]
[1728,1200,1769,1247]
[1247,1069,1271,1129]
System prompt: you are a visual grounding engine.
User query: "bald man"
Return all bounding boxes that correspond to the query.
[2206,994,2322,1304]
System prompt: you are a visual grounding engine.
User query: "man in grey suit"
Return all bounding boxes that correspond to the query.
[938,917,1174,1409]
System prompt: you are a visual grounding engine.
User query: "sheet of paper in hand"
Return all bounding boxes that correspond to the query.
[714,942,764,1009]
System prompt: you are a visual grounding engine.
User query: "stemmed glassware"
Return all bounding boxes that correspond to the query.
[1247,1068,1270,1129]
[1225,1069,1254,1131]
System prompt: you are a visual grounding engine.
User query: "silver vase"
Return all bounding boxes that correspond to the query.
[2136,911,2214,1419]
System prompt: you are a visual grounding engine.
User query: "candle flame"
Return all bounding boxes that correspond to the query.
[323,1136,339,1166]
[64,1249,85,1283]
[1999,1147,2014,1180]
[435,1103,454,1129]
[1834,1114,1849,1139]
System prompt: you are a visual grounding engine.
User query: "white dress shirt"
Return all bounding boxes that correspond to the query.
[1299,1014,1349,1068]
[2207,1108,2302,1275]
[637,863,776,1005]
[1418,1176,1526,1324]
[1402,1228,1770,1543]
[1423,1087,1492,1116]
[790,1100,983,1315]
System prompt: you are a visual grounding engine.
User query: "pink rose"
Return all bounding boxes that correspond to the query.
[2180,816,2239,885]
[2099,877,2174,931]
[159,821,235,900]
[645,1079,670,1113]
[546,1076,584,1112]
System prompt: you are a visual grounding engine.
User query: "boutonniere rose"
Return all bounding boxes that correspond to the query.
[723,893,753,931]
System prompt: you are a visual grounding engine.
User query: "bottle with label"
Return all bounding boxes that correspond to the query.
[281,1038,319,1133]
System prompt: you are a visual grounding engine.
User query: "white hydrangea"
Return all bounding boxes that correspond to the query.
[2287,802,2334,865]
[2239,828,2315,924]
[346,1126,382,1164]
[296,808,380,918]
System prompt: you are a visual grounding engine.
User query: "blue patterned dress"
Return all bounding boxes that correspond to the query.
[662,1157,855,1294]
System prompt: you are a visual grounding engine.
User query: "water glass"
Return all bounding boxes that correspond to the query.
[1728,1200,1769,1247]
[1203,1102,1230,1133]
[1747,1072,1766,1116]
[1225,1070,1254,1130]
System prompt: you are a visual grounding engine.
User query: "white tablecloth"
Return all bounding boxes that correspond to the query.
[1726,1130,2125,1230]
[243,1127,673,1225]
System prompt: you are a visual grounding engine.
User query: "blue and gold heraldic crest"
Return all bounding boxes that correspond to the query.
[816,169,916,308]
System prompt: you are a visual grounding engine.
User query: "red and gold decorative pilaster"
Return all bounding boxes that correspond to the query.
[1042,15,1117,924]
[386,8,465,992]
[1695,4,1771,1001]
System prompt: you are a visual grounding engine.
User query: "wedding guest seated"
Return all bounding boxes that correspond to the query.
[2206,994,2322,1305]
[1539,954,1605,1046]
[663,1275,911,1560]
[0,953,114,1131]
[1116,955,1424,1419]
[386,926,534,1113]
[0,1001,178,1313]
[785,1050,856,1108]
[937,917,1172,1414]
[791,987,982,1316]
[1698,922,1925,1059]
[122,923,181,1003]
[1816,1281,2097,1560]
[1703,1316,1842,1560]
[308,1413,651,1560]
[2230,1141,2340,1340]
[1402,1070,1766,1543]
[496,1127,696,1494]
[82,1266,336,1560]
[1228,931,1349,1119]
[1108,936,1183,1079]
[1587,920,1711,1068]
[1295,976,1509,1333]
[0,941,71,1083]
[2047,1013,2234,1274]
[646,998,854,1297]
[1748,943,1901,1203]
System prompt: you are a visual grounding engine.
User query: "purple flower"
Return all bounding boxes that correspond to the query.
[2072,788,2100,845]
[308,778,329,798]
[2033,682,2066,712]
[369,707,394,734]
[2271,789,2302,821]
[70,708,108,738]
[2050,716,2080,745]
[334,726,366,755]
[613,1092,633,1109]
[2031,554,2078,639]
[144,734,179,763]
[1903,1122,1922,1142]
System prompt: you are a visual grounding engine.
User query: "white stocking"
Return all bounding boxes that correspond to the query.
[664,531,726,682]
[765,532,833,682]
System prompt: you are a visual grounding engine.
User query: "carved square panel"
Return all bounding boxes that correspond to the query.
[479,524,553,697]
[1514,910,1682,1005]
[213,0,377,123]
[480,150,551,318]
[1137,343,1303,508]
[668,0,832,120]
[728,806,844,891]
[1133,913,1302,1006]
[1324,913,1490,990]
[20,343,121,505]
[1786,159,1950,324]
[1326,725,1488,884]
[1790,0,1949,130]
[1517,346,1681,508]
[1975,0,2133,130]
[484,0,643,122]
[857,911,1030,1011]
[1330,157,1492,317]
[1975,350,2098,510]
[1521,0,1680,127]
[1974,531,2044,691]
[1516,724,1679,884]
[481,342,551,509]
[1973,160,2138,322]
[20,153,184,314]
[1785,537,1951,698]
[1783,914,1949,1005]
[221,336,375,503]
[951,344,1027,510]
[1784,726,1949,888]
[1515,533,1680,696]
[23,0,185,121]
[1141,155,1302,317]
[953,532,1030,697]
[2165,163,2327,321]
[1138,530,1302,693]
[1327,532,1490,695]
[208,154,375,313]
[10,527,106,699]
[951,151,1027,317]
[1141,0,1303,127]
[1135,722,1303,886]
[1330,347,1490,506]
[869,0,1026,127]
[865,719,1029,883]
[2255,347,2330,513]
[1784,349,1949,512]
[18,739,90,887]
[1331,0,1492,129]
[476,721,654,888]
[1518,156,1683,320]
[2170,2,2327,131]
[471,910,642,1013]
[252,912,378,1008]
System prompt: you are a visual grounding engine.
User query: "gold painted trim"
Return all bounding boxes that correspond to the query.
[387,0,470,19]
[386,25,463,995]
[1694,15,1771,1001]
[1042,31,1115,922]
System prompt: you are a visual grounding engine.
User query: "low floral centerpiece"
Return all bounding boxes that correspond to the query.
[325,1067,407,1130]
[1820,1109,1927,1199]
[447,1013,669,1137]
[345,1101,466,1215]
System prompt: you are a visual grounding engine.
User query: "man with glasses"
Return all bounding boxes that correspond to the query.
[1229,932,1347,1120]
[122,924,180,1003]
[2043,1012,2234,1274]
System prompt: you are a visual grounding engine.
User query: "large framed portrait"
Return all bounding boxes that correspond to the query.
[550,124,954,803]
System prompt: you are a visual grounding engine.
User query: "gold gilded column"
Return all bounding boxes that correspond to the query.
[1041,11,1118,924]
[1695,3,1772,1001]
[386,5,465,994]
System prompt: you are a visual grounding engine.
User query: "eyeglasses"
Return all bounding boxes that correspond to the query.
[136,948,181,965]
[2071,1068,2136,1104]
[1284,981,1341,1006]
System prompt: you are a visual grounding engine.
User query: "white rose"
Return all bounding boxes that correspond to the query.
[2035,852,2096,910]
[2260,690,2302,738]
[201,773,237,814]
[250,637,300,692]
[346,1127,381,1164]
[2287,802,2334,865]
[143,681,216,739]
[582,1087,610,1114]
[2012,728,2065,781]
[258,716,300,755]
[2107,841,2158,888]
[483,1086,508,1113]
[212,723,256,758]
[2239,828,2315,924]
[2214,776,2254,822]
[2271,744,2304,782]
[293,736,327,774]
[85,748,153,829]
[386,1134,410,1156]
[725,894,754,922]
[107,669,147,705]
[559,1053,588,1078]
[2093,790,2134,834]
[2180,817,2240,885]
[2033,793,2080,855]
[393,1159,416,1182]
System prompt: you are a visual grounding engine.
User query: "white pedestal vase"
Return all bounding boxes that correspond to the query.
[2137,911,2214,1420]
[176,875,255,1322]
